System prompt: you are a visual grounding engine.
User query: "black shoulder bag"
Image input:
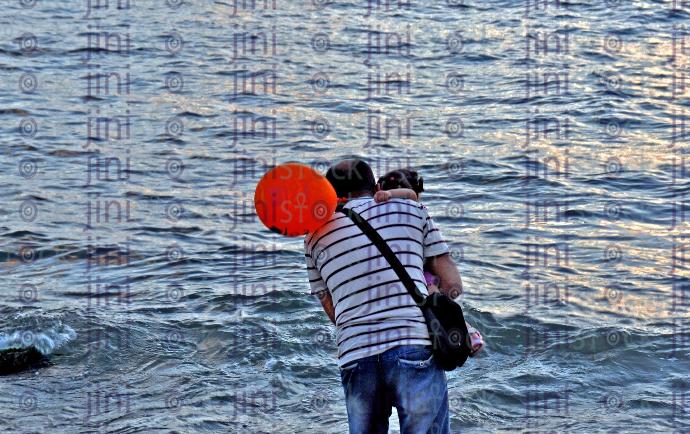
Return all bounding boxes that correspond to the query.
[343,207,472,371]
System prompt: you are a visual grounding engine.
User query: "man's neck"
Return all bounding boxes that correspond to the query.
[338,193,372,210]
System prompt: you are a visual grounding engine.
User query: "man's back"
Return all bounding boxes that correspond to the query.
[304,197,449,367]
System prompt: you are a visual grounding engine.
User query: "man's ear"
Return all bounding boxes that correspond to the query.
[375,183,381,192]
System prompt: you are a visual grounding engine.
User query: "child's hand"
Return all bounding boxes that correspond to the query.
[374,190,392,203]
[465,322,484,357]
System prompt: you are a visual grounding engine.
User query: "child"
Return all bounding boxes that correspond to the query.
[375,169,484,357]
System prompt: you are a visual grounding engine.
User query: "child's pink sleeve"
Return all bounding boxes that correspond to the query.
[424,271,439,287]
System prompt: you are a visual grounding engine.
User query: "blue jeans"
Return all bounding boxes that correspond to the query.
[339,345,450,434]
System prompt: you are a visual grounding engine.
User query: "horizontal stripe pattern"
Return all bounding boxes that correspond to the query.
[304,197,449,367]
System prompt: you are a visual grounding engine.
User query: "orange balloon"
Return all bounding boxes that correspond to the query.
[254,163,337,236]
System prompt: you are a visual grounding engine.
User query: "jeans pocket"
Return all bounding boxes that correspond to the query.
[339,361,359,372]
[397,348,434,369]
[339,361,358,386]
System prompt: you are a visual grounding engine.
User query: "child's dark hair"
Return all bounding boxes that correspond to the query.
[377,169,424,195]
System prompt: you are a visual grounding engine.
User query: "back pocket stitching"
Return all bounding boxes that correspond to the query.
[339,362,359,372]
[398,353,434,367]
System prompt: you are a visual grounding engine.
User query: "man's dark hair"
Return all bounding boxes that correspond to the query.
[325,159,376,198]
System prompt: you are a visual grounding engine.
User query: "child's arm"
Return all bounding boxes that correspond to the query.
[374,188,418,203]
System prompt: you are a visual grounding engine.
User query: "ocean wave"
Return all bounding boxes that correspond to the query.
[0,313,76,355]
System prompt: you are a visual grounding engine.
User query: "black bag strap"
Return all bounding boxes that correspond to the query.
[343,207,426,305]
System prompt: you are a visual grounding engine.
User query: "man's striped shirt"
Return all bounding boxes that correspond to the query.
[304,196,449,367]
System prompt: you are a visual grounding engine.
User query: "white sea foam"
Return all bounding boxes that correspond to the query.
[0,324,76,355]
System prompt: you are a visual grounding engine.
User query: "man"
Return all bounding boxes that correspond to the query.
[304,159,464,434]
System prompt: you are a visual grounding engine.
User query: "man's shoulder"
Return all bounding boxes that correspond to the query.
[359,199,429,229]
[305,207,354,249]
[343,197,376,210]
[374,198,426,214]
[349,198,423,210]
